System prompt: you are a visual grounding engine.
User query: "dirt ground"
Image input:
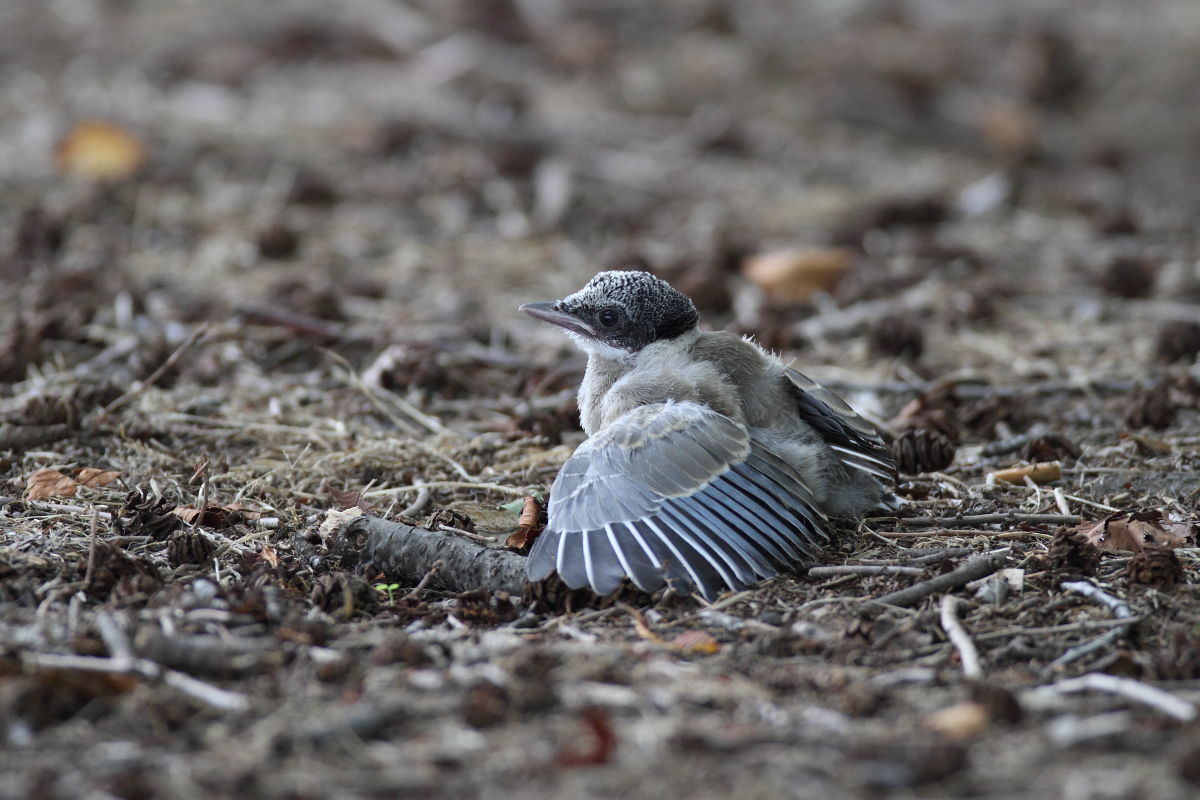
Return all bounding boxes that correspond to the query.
[4,1,1200,797]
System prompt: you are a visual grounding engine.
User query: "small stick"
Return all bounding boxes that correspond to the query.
[83,509,100,589]
[364,481,534,498]
[402,559,444,602]
[940,595,982,679]
[103,323,210,414]
[1024,673,1195,722]
[867,549,1010,608]
[1042,581,1138,676]
[807,565,925,577]
[874,529,1048,540]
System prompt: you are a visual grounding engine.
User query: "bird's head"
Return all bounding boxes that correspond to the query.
[521,270,699,359]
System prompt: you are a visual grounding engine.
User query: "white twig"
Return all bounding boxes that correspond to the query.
[1044,581,1137,675]
[364,481,533,497]
[1024,673,1196,722]
[939,595,982,679]
[399,478,431,519]
[23,653,250,713]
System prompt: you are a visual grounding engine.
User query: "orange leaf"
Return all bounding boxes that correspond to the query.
[259,545,280,568]
[75,468,120,488]
[26,469,78,500]
[741,247,853,304]
[504,495,542,551]
[55,120,145,180]
[670,629,720,655]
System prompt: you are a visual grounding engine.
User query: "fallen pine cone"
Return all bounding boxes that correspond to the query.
[167,530,215,567]
[1043,526,1100,577]
[1122,382,1176,430]
[891,428,956,475]
[1126,544,1185,589]
[1024,432,1081,463]
[867,314,924,360]
[1155,320,1200,364]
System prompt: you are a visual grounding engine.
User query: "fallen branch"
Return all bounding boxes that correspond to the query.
[867,549,1010,608]
[940,595,982,679]
[102,322,210,414]
[334,515,527,595]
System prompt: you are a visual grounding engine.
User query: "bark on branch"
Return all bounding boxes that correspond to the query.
[332,515,527,595]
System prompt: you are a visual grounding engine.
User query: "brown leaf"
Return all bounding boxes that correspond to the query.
[259,545,280,569]
[75,467,120,488]
[504,495,542,552]
[55,120,146,180]
[1080,510,1194,553]
[326,484,370,512]
[741,247,853,304]
[172,505,243,529]
[26,468,78,500]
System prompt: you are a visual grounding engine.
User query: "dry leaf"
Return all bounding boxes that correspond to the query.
[988,461,1061,485]
[326,484,370,512]
[558,708,616,767]
[924,701,991,741]
[55,120,146,180]
[504,495,542,551]
[670,629,720,655]
[26,468,78,500]
[741,247,853,304]
[1080,510,1194,553]
[259,545,280,569]
[75,467,120,488]
[172,504,247,529]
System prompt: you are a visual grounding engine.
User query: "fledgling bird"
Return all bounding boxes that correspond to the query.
[520,270,896,601]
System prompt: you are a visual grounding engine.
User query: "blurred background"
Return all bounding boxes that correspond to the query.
[3,0,1200,421]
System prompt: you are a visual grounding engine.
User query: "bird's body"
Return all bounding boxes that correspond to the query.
[522,270,895,601]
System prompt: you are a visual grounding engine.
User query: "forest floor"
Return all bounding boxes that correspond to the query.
[3,1,1200,798]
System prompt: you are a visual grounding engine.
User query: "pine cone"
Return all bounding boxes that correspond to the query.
[117,488,182,541]
[166,530,215,567]
[1100,255,1156,298]
[867,314,924,360]
[891,428,956,475]
[1044,527,1100,577]
[1156,321,1200,364]
[1127,544,1184,589]
[1122,383,1176,430]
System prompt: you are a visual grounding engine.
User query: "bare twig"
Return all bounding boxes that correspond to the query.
[867,549,1010,608]
[940,595,982,679]
[402,559,444,602]
[399,478,432,519]
[1042,581,1138,676]
[364,481,534,498]
[1024,673,1195,722]
[102,323,210,414]
[807,565,925,577]
[877,513,1080,528]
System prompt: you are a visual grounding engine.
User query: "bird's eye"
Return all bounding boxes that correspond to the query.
[597,309,619,328]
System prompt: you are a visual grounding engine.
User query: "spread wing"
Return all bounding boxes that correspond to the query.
[526,401,827,601]
[785,368,896,483]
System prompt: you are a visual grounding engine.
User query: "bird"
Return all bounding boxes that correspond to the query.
[520,269,896,601]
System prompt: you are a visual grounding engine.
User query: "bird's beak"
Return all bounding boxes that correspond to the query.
[520,302,597,338]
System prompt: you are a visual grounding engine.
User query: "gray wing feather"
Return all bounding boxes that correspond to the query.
[527,400,827,601]
[785,368,896,482]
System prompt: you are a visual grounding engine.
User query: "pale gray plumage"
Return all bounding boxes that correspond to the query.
[521,270,896,601]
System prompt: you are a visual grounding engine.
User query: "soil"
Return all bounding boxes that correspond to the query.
[3,2,1200,798]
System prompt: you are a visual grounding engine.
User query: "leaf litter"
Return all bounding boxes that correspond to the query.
[2,2,1200,799]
